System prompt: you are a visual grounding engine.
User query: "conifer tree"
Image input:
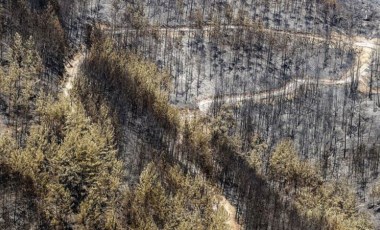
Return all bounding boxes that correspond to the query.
[0,33,42,146]
[0,95,124,228]
[122,163,228,230]
[269,140,300,186]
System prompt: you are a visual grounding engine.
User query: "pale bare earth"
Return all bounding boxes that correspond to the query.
[0,115,7,137]
[216,195,241,230]
[63,52,85,99]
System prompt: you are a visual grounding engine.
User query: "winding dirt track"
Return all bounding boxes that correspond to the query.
[111,25,379,114]
[193,33,380,113]
[216,195,241,230]
[63,52,84,98]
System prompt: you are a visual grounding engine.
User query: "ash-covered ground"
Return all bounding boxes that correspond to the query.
[83,0,380,225]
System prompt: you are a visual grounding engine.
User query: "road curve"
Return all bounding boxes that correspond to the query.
[193,36,379,113]
[101,24,380,117]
